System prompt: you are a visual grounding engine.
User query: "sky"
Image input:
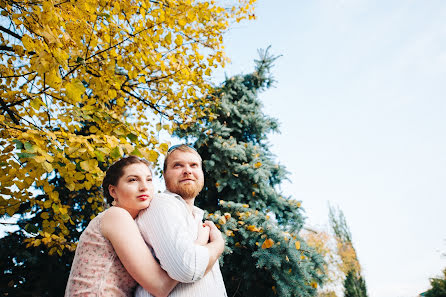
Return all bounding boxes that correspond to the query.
[1,1,444,296]
[210,0,446,296]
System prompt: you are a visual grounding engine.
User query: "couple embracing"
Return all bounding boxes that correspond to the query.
[65,145,227,297]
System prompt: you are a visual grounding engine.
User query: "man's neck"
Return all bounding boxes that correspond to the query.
[183,197,195,214]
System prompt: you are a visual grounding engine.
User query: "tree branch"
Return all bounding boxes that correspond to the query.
[0,97,20,124]
[0,25,22,40]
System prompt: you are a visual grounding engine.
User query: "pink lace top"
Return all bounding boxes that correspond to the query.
[65,210,137,297]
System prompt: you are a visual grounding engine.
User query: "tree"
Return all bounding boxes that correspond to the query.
[424,268,446,297]
[175,48,325,297]
[328,205,368,297]
[0,0,256,295]
[0,0,256,249]
[302,228,343,297]
[0,172,99,296]
[343,270,367,297]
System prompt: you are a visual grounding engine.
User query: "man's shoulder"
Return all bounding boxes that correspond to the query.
[152,192,183,206]
[138,192,184,217]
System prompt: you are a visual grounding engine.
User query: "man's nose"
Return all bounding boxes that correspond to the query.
[182,165,192,175]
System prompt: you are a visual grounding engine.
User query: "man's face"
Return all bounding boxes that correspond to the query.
[163,150,204,199]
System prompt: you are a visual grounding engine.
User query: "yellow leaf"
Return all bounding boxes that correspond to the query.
[80,160,91,171]
[159,143,169,154]
[116,97,125,107]
[42,161,53,172]
[175,34,183,46]
[6,207,16,217]
[65,80,85,102]
[295,241,301,250]
[43,200,52,208]
[146,150,158,162]
[165,32,172,44]
[254,162,262,168]
[34,156,46,163]
[178,18,187,27]
[30,98,42,110]
[225,230,234,237]
[41,212,50,219]
[67,183,75,191]
[261,238,274,249]
[34,239,41,247]
[247,225,260,232]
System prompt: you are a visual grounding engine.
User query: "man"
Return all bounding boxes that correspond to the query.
[135,145,227,297]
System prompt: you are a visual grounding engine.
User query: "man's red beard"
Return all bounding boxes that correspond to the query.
[166,179,204,199]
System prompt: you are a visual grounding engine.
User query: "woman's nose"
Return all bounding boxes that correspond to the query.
[140,181,149,190]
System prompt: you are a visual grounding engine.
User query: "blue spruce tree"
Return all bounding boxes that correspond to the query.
[175,48,325,297]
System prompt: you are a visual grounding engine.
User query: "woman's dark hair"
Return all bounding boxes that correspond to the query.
[102,156,151,205]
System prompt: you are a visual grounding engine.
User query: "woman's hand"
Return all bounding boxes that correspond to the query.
[204,220,224,248]
[195,222,210,245]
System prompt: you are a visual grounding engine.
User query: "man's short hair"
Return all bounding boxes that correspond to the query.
[163,144,202,172]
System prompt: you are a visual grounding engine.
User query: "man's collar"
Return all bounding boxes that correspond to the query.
[163,190,203,217]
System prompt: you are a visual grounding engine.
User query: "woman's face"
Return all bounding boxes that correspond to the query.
[108,162,154,218]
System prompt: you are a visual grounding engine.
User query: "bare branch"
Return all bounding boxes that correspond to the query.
[0,25,22,40]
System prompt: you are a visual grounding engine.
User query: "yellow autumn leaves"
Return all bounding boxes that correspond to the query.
[0,0,257,253]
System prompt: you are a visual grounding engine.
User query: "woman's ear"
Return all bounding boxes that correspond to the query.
[108,184,117,199]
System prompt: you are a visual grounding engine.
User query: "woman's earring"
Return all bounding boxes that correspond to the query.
[111,200,116,206]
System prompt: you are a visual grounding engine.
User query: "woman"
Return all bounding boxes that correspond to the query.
[65,156,210,297]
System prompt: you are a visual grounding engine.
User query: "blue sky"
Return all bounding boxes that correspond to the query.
[1,1,444,296]
[214,0,446,296]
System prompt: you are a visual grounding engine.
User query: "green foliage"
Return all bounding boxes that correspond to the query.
[343,270,368,297]
[0,171,102,296]
[329,204,352,244]
[0,230,73,297]
[424,269,446,297]
[175,48,325,297]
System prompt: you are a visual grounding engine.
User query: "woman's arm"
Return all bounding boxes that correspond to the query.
[101,207,178,297]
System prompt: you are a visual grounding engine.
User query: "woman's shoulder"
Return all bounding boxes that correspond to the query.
[102,206,133,218]
[100,207,135,238]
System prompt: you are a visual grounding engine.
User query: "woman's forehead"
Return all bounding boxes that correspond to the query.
[122,163,152,175]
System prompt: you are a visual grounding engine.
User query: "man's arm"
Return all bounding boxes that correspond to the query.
[137,195,221,283]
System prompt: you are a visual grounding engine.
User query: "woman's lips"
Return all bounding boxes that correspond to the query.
[137,195,150,201]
